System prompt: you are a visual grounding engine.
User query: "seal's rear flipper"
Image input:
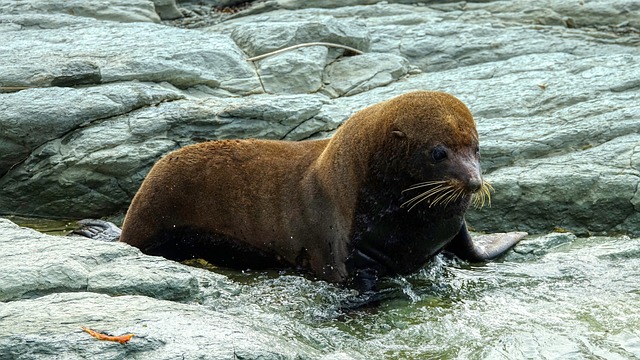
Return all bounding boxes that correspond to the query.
[70,219,121,242]
[445,222,527,262]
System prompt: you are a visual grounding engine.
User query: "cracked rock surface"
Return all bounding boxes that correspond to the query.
[0,0,638,235]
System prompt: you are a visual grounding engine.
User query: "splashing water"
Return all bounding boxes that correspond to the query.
[209,234,640,359]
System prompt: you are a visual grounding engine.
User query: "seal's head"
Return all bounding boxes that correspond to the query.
[379,91,490,211]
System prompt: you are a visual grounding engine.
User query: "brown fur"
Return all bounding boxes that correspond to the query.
[120,91,483,286]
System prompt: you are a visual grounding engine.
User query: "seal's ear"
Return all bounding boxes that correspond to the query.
[392,130,406,138]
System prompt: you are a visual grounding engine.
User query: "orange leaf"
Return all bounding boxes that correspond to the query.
[81,326,134,344]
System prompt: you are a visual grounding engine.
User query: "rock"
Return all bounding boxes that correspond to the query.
[386,14,638,72]
[256,46,329,94]
[0,14,260,92]
[0,92,326,218]
[459,0,640,29]
[269,0,420,9]
[322,53,410,97]
[0,0,183,22]
[503,232,578,262]
[183,0,251,7]
[222,14,371,57]
[152,0,182,20]
[0,82,184,176]
[0,219,220,302]
[0,292,321,360]
[268,0,640,29]
[468,133,640,236]
[0,0,162,23]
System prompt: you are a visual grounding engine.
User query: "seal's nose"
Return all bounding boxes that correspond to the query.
[468,176,483,192]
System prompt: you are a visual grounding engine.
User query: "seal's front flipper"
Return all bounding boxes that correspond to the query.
[70,219,122,242]
[470,231,528,260]
[445,222,526,262]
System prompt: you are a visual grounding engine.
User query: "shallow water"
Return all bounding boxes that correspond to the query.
[16,217,640,359]
[208,233,640,359]
[7,215,77,235]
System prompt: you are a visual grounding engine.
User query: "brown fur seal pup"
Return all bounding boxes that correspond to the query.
[75,91,526,292]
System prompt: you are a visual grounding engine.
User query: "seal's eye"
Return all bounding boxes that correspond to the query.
[431,146,448,163]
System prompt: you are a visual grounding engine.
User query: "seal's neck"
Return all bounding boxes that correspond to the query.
[313,104,391,222]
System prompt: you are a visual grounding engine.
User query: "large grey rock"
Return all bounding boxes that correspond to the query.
[0,82,184,176]
[0,220,215,302]
[0,91,326,218]
[256,46,329,94]
[471,133,640,236]
[221,14,371,57]
[152,0,182,20]
[217,14,372,95]
[267,0,640,29]
[2,216,640,358]
[0,0,182,21]
[183,0,250,6]
[0,0,162,22]
[0,14,260,92]
[0,292,324,360]
[458,0,640,28]
[322,53,410,97]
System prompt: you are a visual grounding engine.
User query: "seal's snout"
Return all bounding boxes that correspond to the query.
[467,176,483,193]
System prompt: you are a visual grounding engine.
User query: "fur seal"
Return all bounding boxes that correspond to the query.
[75,91,526,292]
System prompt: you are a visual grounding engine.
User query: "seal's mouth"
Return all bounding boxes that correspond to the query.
[400,179,493,211]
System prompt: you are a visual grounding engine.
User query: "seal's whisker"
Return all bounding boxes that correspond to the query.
[401,184,454,211]
[402,188,443,209]
[484,181,494,192]
[403,192,430,211]
[401,185,448,208]
[401,179,486,211]
[483,181,493,207]
[406,198,427,212]
[407,188,450,211]
[402,180,450,193]
[472,188,481,208]
[410,180,450,187]
[401,193,429,209]
[416,185,449,198]
[441,187,462,207]
[471,180,494,208]
[475,192,484,208]
[472,189,484,208]
[442,189,458,207]
[445,187,465,207]
[430,187,457,208]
